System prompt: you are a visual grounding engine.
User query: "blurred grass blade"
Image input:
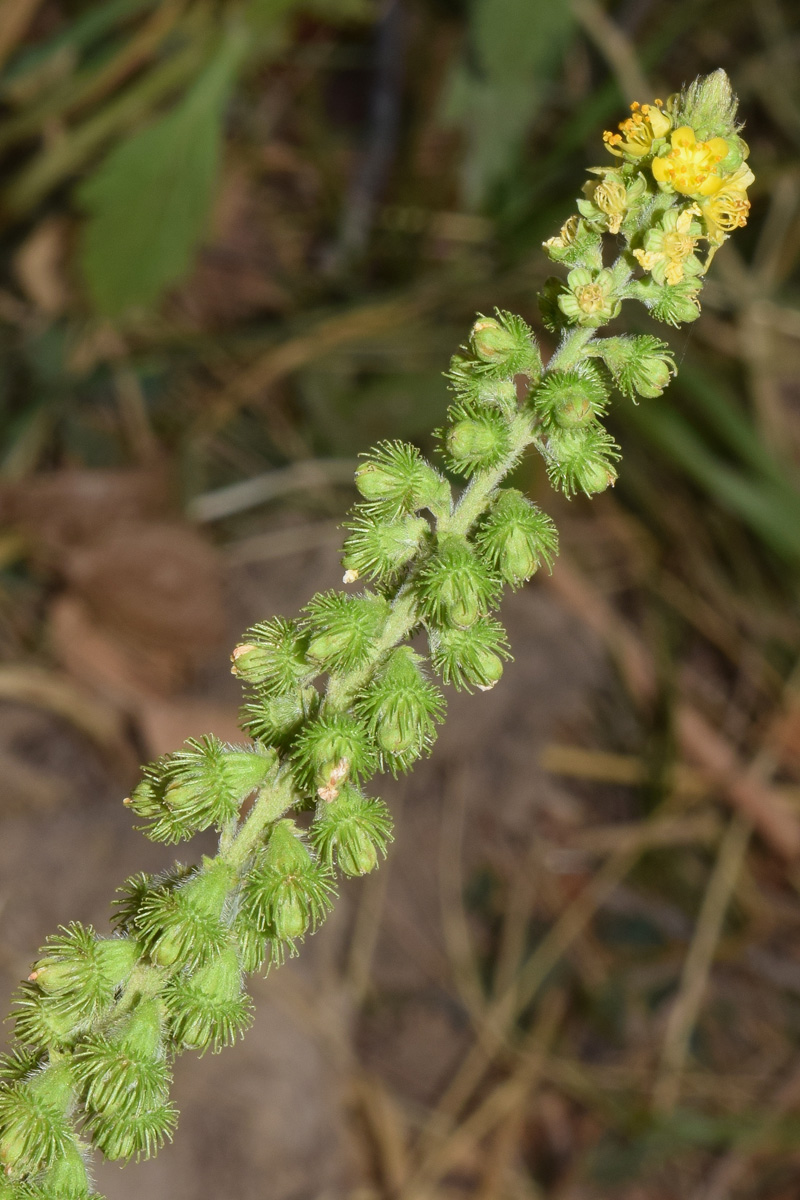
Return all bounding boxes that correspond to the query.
[77,23,246,316]
[439,0,574,209]
[624,399,800,565]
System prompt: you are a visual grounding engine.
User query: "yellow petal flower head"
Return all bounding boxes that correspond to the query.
[699,163,755,244]
[651,126,730,196]
[633,207,704,286]
[603,99,671,159]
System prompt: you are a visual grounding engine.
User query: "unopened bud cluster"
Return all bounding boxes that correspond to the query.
[0,71,750,1195]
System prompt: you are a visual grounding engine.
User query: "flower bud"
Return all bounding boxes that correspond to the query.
[312,786,393,877]
[631,277,701,326]
[429,618,511,692]
[356,647,445,774]
[0,1062,74,1174]
[445,404,511,474]
[241,687,317,749]
[342,513,431,583]
[27,925,138,1022]
[230,618,311,692]
[291,712,377,794]
[305,591,390,672]
[593,334,676,399]
[86,1101,177,1162]
[532,364,609,430]
[37,1136,93,1199]
[73,999,170,1122]
[675,68,739,141]
[166,946,252,1054]
[476,490,558,587]
[544,426,620,496]
[355,441,448,518]
[12,983,88,1050]
[417,535,501,629]
[136,858,233,970]
[242,821,334,957]
[447,361,523,408]
[131,738,279,843]
[468,311,542,378]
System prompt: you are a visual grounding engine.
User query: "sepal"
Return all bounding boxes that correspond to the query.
[356,647,445,773]
[475,490,558,587]
[429,617,511,692]
[312,786,393,876]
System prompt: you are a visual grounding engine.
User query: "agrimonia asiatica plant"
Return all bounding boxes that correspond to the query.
[0,71,753,1196]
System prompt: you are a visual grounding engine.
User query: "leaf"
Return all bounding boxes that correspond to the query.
[77,26,247,316]
[439,0,575,208]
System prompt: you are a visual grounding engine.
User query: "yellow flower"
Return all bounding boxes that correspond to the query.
[651,126,730,196]
[698,163,755,244]
[543,215,581,254]
[633,207,704,286]
[582,175,627,233]
[603,100,671,159]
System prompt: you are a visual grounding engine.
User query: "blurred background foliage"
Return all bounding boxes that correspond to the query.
[3,0,800,1197]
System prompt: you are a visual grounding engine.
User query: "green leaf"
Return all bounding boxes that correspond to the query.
[439,0,575,208]
[77,26,246,316]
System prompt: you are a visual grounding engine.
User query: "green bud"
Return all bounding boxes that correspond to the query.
[230,618,312,692]
[37,1137,93,1200]
[305,592,390,672]
[354,442,447,519]
[417,535,501,629]
[342,514,431,583]
[476,490,559,588]
[73,1000,171,1122]
[675,68,740,141]
[592,334,676,399]
[0,1064,73,1174]
[242,821,334,952]
[166,946,252,1054]
[232,912,267,975]
[136,858,233,970]
[470,316,517,362]
[532,364,609,430]
[447,362,522,409]
[131,738,279,843]
[444,404,512,474]
[27,925,130,1022]
[291,712,377,796]
[240,687,317,749]
[630,277,701,326]
[544,425,620,496]
[429,618,511,692]
[312,786,392,877]
[12,983,88,1050]
[356,647,446,774]
[86,1101,177,1162]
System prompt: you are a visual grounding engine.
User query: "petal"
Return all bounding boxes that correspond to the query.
[707,137,730,161]
[671,126,697,148]
[651,156,670,183]
[697,174,724,197]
